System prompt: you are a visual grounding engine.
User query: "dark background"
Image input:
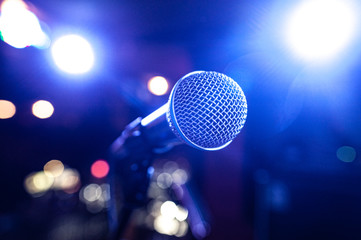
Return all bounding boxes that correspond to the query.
[1,0,361,239]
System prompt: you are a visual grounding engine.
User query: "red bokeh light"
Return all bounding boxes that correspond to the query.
[91,160,109,178]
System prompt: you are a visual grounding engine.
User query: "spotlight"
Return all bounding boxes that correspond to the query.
[284,0,359,62]
[51,34,95,74]
[0,0,49,49]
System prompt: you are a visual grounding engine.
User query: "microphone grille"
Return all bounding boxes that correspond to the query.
[167,71,247,150]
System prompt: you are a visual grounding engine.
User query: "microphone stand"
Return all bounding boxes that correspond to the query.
[107,117,155,240]
[107,114,210,240]
[107,111,180,240]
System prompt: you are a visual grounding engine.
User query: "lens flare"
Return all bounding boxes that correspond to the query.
[0,100,16,119]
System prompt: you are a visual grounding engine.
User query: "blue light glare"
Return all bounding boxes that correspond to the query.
[284,0,360,62]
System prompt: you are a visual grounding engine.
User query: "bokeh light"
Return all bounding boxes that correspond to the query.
[172,169,188,185]
[157,172,173,189]
[0,100,16,119]
[24,171,54,196]
[337,146,357,163]
[100,184,111,202]
[53,168,80,193]
[33,171,54,191]
[51,34,95,74]
[0,0,49,48]
[147,76,169,96]
[91,160,109,178]
[147,182,167,200]
[154,215,180,236]
[153,201,189,236]
[160,201,178,219]
[44,159,64,178]
[146,162,190,237]
[175,221,188,237]
[32,100,54,119]
[25,162,80,196]
[175,206,188,221]
[148,200,163,217]
[284,0,358,61]
[82,183,102,203]
[24,173,38,195]
[79,183,110,213]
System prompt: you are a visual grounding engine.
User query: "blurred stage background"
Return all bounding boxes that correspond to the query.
[1,0,361,239]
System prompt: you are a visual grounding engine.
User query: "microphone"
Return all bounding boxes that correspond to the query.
[142,70,247,150]
[111,71,247,155]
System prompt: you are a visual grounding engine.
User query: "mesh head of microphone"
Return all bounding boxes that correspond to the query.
[166,71,247,151]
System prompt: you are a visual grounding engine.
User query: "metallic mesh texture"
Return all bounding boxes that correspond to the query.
[167,71,247,150]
